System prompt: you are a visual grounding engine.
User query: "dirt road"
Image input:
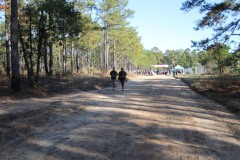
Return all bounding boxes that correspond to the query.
[0,76,240,160]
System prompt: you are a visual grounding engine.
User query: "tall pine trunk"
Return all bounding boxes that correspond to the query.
[104,28,109,71]
[5,12,11,77]
[43,33,49,74]
[100,46,104,70]
[71,41,74,73]
[19,25,34,87]
[49,42,53,75]
[113,40,116,67]
[35,10,44,84]
[62,19,67,73]
[63,41,67,73]
[57,46,61,74]
[29,12,34,72]
[11,0,21,91]
[76,53,80,73]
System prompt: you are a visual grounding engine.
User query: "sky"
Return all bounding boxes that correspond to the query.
[127,0,213,52]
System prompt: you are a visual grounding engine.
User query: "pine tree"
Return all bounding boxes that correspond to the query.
[181,0,240,49]
[11,0,21,91]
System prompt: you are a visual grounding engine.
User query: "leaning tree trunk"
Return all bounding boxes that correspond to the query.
[10,0,21,91]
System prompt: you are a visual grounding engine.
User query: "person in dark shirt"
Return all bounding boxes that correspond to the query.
[110,67,118,91]
[118,68,127,91]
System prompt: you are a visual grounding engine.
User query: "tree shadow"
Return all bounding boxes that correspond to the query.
[0,77,239,159]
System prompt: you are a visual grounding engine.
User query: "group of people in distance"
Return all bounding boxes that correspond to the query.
[110,67,127,91]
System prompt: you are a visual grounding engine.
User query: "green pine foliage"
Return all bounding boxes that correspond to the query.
[181,0,240,49]
[0,0,239,89]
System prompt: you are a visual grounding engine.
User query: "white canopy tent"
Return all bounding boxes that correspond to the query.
[151,64,169,68]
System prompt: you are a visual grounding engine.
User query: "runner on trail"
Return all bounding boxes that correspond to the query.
[118,68,127,91]
[110,67,118,91]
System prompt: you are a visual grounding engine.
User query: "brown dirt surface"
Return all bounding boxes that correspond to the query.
[0,75,240,160]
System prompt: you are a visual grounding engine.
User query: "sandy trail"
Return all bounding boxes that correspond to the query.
[0,75,239,160]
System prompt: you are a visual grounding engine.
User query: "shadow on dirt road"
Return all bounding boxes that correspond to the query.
[0,76,240,160]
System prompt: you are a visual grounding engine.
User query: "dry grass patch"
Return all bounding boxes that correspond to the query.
[177,75,240,113]
[0,71,137,99]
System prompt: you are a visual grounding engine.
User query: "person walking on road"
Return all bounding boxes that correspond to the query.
[118,68,127,91]
[110,67,118,91]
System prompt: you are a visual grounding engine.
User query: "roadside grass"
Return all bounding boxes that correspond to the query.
[177,74,240,113]
[0,70,137,99]
[0,74,109,99]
